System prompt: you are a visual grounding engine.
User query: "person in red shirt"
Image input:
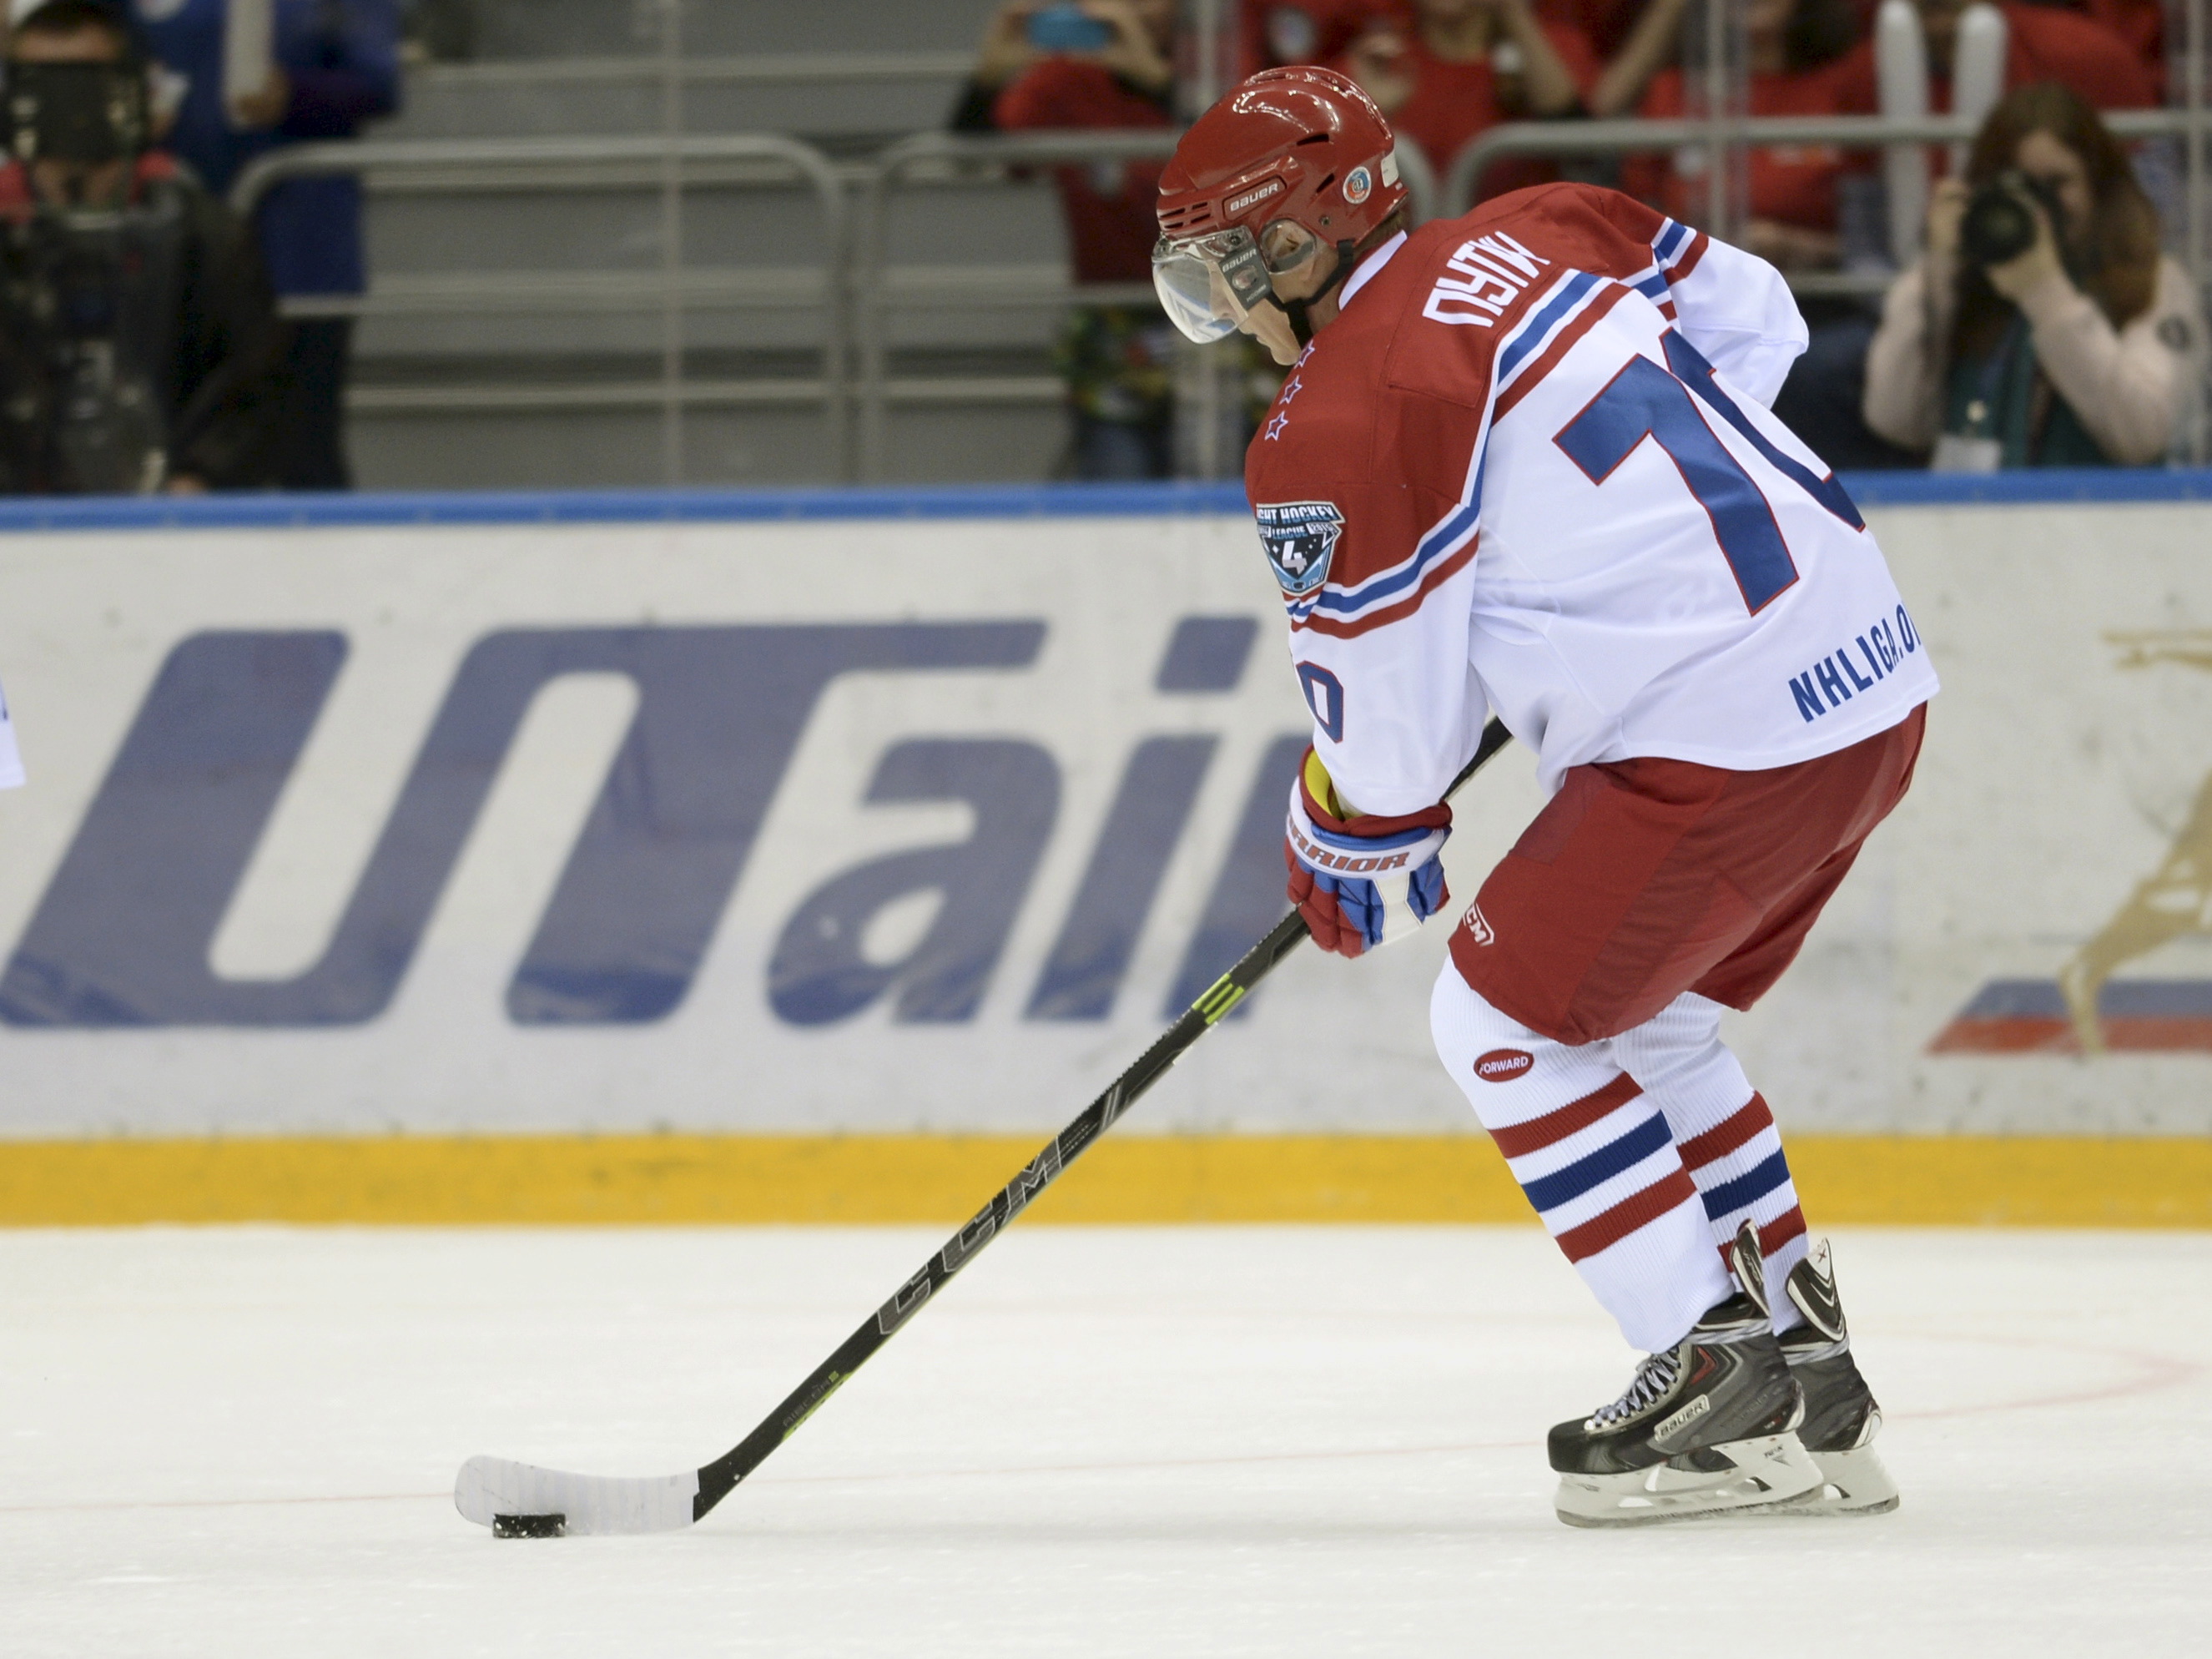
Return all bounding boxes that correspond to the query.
[1534,0,1651,62]
[1242,0,1403,72]
[1338,0,1597,199]
[989,2,1183,477]
[987,3,1179,285]
[1620,0,1866,274]
[1826,0,2157,114]
[2084,0,2163,67]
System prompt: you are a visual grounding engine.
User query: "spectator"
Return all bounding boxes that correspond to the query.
[1585,0,1694,119]
[130,0,401,492]
[0,0,288,493]
[948,1,1054,132]
[1242,0,1401,72]
[986,2,1183,478]
[2083,0,2163,73]
[1339,0,1595,196]
[1616,0,1864,271]
[1862,82,2206,467]
[1539,0,1655,73]
[1827,0,2157,116]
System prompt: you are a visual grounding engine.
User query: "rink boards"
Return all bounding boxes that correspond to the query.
[0,477,2207,1223]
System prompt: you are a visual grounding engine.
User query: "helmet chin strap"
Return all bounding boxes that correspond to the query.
[1267,240,1359,347]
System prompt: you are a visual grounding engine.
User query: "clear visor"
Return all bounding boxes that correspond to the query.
[1152,228,1263,344]
[1151,220,1321,345]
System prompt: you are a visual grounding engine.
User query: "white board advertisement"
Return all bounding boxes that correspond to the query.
[0,496,2205,1139]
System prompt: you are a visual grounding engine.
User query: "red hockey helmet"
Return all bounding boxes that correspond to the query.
[1153,66,1406,346]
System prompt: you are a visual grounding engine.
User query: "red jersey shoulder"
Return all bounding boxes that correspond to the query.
[1243,351,1465,611]
[1247,343,1377,514]
[1372,185,1671,403]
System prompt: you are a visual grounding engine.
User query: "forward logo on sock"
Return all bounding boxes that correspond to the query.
[1474,1048,1533,1083]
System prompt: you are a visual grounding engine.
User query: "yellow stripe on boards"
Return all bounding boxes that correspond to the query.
[0,1134,2204,1228]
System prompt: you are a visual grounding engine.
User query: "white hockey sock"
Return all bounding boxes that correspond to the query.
[1610,993,1810,1329]
[1430,966,1728,1353]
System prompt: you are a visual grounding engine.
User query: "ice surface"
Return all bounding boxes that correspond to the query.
[2,1224,2206,1656]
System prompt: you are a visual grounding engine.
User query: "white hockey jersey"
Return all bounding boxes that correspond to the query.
[1245,184,1937,814]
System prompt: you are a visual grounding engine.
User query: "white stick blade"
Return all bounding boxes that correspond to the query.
[454,1455,700,1535]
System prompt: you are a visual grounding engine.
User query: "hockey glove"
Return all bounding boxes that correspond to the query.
[1282,747,1452,958]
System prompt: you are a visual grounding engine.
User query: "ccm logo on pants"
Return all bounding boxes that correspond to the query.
[1475,1048,1534,1082]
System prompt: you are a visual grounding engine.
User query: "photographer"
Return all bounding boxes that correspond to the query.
[1862,83,2206,469]
[0,0,287,493]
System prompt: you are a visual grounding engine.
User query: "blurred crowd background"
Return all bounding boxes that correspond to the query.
[0,0,2205,492]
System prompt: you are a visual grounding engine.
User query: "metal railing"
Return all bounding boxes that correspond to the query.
[226,104,2212,482]
[850,129,1182,480]
[405,50,976,90]
[231,134,851,476]
[1448,108,2212,295]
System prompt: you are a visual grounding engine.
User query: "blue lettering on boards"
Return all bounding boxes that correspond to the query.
[768,739,1061,1026]
[0,623,1046,1029]
[1027,735,1217,1022]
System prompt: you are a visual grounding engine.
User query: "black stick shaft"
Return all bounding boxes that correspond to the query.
[691,717,1514,1520]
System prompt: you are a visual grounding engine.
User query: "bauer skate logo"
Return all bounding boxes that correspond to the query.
[1474,1048,1533,1082]
[1462,904,1495,946]
[1653,1393,1711,1442]
[1255,501,1343,597]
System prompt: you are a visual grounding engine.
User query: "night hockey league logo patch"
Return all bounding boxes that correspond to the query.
[1255,501,1344,596]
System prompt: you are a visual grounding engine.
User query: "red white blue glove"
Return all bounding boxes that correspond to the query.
[1282,747,1452,958]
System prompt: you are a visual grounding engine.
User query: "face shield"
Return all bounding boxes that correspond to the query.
[1152,219,1323,345]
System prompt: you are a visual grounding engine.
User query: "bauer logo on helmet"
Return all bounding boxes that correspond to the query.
[1222,178,1287,219]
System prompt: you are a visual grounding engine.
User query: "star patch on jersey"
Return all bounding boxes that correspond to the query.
[1255,501,1343,596]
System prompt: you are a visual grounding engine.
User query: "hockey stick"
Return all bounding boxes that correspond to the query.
[455,715,1514,1537]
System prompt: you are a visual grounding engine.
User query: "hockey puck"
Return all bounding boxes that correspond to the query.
[491,1512,567,1540]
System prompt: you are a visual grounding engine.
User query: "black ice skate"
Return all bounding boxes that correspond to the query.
[1777,1238,1900,1516]
[1549,1224,1819,1527]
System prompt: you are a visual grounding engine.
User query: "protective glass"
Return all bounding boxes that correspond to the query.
[1151,220,1321,344]
[1154,227,1263,343]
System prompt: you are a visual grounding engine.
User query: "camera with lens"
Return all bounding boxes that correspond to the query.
[1959,169,2067,270]
[0,58,177,493]
[3,60,152,166]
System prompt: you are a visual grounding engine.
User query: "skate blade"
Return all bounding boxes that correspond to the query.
[1553,1433,1824,1529]
[1779,1445,1900,1517]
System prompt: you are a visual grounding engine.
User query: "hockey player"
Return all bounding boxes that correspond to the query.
[1154,68,1933,1526]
